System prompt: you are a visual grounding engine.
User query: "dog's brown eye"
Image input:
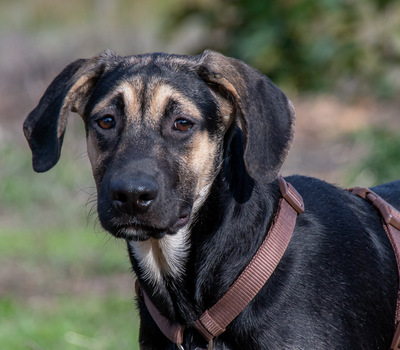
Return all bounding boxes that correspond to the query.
[173,118,193,132]
[97,116,115,130]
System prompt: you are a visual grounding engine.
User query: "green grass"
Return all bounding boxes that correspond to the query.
[0,225,141,350]
[1,295,139,350]
[0,124,93,230]
[1,137,140,350]
[0,226,130,276]
[0,224,140,350]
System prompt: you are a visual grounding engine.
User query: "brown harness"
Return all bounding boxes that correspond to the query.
[136,179,400,350]
[348,187,400,350]
[136,177,304,349]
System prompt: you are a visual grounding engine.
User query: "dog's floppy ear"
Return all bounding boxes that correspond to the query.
[196,50,295,183]
[23,51,119,173]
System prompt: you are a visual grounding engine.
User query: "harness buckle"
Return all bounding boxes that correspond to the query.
[350,187,400,230]
[377,199,400,231]
[278,177,304,214]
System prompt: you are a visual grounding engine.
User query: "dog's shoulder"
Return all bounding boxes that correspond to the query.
[283,175,354,211]
[283,175,392,247]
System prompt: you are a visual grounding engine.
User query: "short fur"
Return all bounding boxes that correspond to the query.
[24,50,400,349]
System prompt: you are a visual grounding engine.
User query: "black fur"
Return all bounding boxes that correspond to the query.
[23,50,400,349]
[136,174,400,350]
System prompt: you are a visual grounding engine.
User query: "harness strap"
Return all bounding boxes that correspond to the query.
[194,177,304,342]
[348,187,400,350]
[135,279,186,345]
[136,177,304,348]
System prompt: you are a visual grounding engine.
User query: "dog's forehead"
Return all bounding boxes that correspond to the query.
[87,57,212,124]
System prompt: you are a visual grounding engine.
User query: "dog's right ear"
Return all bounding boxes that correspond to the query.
[196,50,295,184]
[23,51,120,173]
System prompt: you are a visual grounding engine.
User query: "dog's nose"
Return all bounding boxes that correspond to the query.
[109,177,158,215]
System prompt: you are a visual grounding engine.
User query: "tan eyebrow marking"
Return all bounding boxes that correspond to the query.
[91,78,204,127]
[91,80,142,118]
[146,83,203,126]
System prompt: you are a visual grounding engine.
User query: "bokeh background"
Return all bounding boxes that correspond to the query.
[1,1,400,349]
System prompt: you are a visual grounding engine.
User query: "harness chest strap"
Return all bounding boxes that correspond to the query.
[348,187,400,350]
[136,177,304,348]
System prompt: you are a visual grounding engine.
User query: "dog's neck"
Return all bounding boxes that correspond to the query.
[127,176,280,324]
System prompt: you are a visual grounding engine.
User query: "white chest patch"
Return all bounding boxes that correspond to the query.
[129,227,190,285]
[128,182,213,286]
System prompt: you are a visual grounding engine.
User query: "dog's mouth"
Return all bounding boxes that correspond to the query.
[115,225,166,241]
[176,213,190,227]
[110,213,191,241]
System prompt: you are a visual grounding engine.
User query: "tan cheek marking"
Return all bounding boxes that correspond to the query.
[187,132,219,195]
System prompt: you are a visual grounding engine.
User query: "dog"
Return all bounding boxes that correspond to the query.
[23,50,400,349]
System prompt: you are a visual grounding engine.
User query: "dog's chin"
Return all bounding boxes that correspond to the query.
[115,226,167,241]
[103,214,191,241]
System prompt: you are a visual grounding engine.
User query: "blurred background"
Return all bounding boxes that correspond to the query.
[1,0,400,349]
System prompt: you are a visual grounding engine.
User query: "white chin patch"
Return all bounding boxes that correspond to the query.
[128,182,212,287]
[128,226,190,286]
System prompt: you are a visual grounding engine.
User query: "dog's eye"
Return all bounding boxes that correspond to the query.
[97,115,115,130]
[173,118,193,132]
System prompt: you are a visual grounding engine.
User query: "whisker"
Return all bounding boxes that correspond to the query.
[76,151,89,160]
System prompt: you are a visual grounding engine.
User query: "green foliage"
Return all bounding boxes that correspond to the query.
[0,226,129,276]
[0,223,139,350]
[0,120,93,230]
[167,0,400,98]
[1,140,139,349]
[0,296,139,350]
[346,128,400,186]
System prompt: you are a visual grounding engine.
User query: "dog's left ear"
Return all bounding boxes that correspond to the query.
[23,51,120,173]
[196,50,295,184]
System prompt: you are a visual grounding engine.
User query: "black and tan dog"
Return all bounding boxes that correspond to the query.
[24,50,400,349]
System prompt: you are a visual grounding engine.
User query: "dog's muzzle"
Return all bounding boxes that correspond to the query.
[109,175,159,215]
[97,173,192,240]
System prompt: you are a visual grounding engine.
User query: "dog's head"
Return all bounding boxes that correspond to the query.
[23,50,295,241]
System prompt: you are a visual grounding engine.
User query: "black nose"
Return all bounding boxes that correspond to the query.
[109,176,159,215]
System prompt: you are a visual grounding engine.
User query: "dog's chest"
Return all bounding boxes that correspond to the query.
[128,227,190,284]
